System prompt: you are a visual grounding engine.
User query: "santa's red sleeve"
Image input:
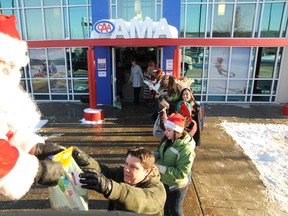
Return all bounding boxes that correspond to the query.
[0,139,39,200]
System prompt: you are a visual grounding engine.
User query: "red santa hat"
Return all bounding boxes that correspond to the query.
[164,113,185,133]
[176,101,193,123]
[0,14,28,67]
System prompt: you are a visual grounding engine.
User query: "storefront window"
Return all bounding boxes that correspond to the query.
[50,79,67,93]
[282,9,288,37]
[47,48,66,78]
[185,4,206,38]
[210,47,231,78]
[208,80,227,94]
[230,47,251,79]
[233,4,255,37]
[212,4,234,37]
[69,7,87,39]
[32,80,49,93]
[43,0,61,6]
[228,80,247,94]
[260,3,284,37]
[25,9,44,40]
[72,80,89,93]
[258,47,277,78]
[117,0,156,21]
[44,8,63,39]
[68,0,87,5]
[23,0,41,7]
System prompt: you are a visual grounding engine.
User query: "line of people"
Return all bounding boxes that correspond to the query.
[0,14,199,216]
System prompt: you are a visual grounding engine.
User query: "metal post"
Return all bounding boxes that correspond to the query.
[87,46,97,109]
[173,46,181,79]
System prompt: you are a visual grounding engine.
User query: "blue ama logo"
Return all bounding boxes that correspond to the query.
[93,20,115,35]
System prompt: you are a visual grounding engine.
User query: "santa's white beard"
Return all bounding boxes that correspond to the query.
[0,69,41,133]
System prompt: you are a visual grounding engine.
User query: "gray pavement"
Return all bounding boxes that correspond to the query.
[0,102,287,216]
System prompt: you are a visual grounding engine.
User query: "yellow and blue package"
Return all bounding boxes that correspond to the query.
[48,147,88,211]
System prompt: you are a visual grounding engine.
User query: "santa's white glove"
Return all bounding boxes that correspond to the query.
[156,164,167,174]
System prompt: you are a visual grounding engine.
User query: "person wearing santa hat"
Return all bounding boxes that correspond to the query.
[152,113,196,216]
[176,100,198,138]
[0,14,66,200]
[177,87,202,147]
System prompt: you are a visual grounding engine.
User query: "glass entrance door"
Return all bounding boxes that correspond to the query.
[112,47,160,103]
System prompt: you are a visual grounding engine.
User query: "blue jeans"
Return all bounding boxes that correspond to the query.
[164,184,188,216]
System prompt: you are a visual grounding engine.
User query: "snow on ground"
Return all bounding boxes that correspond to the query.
[221,122,288,214]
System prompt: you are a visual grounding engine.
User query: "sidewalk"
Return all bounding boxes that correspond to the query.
[0,102,287,215]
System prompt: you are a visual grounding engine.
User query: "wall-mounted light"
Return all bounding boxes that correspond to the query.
[218,0,226,16]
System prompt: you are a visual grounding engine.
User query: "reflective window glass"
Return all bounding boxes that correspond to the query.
[213,4,234,37]
[34,95,50,100]
[258,47,277,78]
[208,95,226,101]
[20,80,27,91]
[69,7,87,39]
[187,47,207,79]
[23,0,41,7]
[208,80,227,94]
[275,48,282,78]
[156,4,161,21]
[50,79,67,93]
[44,8,63,39]
[29,49,47,78]
[47,48,66,78]
[70,48,88,77]
[73,80,89,93]
[206,5,213,37]
[117,0,155,21]
[112,5,117,19]
[233,4,255,37]
[0,0,17,7]
[227,96,245,102]
[253,80,273,95]
[252,96,270,102]
[260,3,284,37]
[230,47,251,78]
[273,80,278,94]
[180,5,185,37]
[210,47,230,78]
[185,4,206,37]
[43,0,61,6]
[68,0,87,5]
[32,80,49,93]
[191,79,202,94]
[228,80,247,94]
[51,95,68,100]
[25,9,44,40]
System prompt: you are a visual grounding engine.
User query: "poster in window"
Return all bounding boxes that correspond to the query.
[209,47,250,95]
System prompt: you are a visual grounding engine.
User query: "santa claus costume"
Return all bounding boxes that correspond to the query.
[0,14,64,200]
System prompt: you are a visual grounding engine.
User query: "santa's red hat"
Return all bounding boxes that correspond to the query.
[164,113,185,133]
[0,14,28,67]
[176,101,193,123]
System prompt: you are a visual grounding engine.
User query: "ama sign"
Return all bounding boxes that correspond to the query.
[91,17,178,39]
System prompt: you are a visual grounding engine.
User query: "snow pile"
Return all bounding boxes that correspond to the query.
[221,122,288,214]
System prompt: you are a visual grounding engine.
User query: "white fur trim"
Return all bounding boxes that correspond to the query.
[9,130,44,153]
[0,124,9,140]
[164,120,184,133]
[0,148,39,200]
[0,32,29,67]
